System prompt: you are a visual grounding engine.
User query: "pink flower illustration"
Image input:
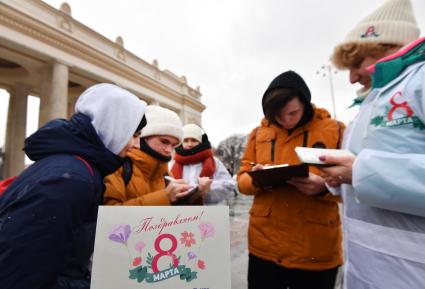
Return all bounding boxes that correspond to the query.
[198,222,215,240]
[197,259,206,270]
[108,224,131,244]
[180,231,196,248]
[135,241,146,253]
[132,257,142,266]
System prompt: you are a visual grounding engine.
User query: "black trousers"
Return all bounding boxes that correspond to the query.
[248,254,338,289]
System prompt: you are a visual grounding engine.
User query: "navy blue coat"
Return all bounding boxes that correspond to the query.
[0,113,123,289]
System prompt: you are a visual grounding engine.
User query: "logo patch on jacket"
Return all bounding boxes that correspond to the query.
[312,142,326,148]
[370,91,425,130]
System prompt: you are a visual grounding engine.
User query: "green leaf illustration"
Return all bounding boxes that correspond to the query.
[370,116,384,127]
[146,252,153,266]
[413,117,425,130]
[129,266,147,283]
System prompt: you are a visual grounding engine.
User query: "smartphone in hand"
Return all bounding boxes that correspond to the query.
[173,185,200,206]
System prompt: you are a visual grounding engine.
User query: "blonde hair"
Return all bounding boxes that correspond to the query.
[332,42,401,70]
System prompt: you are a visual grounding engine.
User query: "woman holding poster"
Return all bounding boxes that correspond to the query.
[0,83,147,289]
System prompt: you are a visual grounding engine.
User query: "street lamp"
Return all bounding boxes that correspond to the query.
[317,64,338,119]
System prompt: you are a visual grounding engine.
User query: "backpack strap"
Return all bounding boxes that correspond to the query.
[0,176,17,196]
[121,157,133,187]
[75,156,94,176]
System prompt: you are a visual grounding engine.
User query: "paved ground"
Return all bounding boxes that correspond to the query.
[229,194,252,289]
[228,194,343,289]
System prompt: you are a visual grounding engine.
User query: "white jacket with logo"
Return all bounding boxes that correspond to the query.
[339,48,425,288]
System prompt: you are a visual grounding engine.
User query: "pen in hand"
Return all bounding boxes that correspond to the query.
[164,176,176,183]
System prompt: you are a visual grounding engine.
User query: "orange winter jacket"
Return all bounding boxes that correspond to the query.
[237,107,344,271]
[104,148,171,206]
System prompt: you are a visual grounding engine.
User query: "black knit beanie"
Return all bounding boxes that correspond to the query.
[262,70,314,127]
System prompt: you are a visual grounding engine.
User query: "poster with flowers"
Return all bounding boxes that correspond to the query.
[91,206,231,289]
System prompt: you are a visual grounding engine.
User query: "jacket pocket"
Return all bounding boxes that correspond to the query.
[255,129,276,164]
[248,202,274,252]
[302,201,342,263]
[303,201,340,226]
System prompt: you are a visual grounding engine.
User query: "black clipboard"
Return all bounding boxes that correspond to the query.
[247,164,309,189]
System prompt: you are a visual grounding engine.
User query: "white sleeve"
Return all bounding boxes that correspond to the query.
[352,148,425,217]
[204,158,235,205]
[168,160,175,171]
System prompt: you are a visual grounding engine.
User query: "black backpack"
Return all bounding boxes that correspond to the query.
[121,157,133,187]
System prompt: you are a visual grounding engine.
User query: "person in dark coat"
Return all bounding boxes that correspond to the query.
[0,83,147,289]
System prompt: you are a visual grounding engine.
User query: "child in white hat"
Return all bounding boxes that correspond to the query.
[170,124,235,205]
[104,105,193,206]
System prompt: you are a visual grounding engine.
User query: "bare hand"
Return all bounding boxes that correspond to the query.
[320,155,355,187]
[197,177,212,197]
[165,179,191,202]
[251,164,264,171]
[287,172,326,196]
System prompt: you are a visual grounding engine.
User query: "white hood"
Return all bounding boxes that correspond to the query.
[75,83,147,155]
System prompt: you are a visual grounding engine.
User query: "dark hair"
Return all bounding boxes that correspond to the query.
[135,115,147,133]
[263,88,313,128]
[175,133,211,156]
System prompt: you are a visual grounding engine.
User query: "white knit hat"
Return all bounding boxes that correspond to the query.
[183,124,203,143]
[341,0,419,46]
[140,105,183,143]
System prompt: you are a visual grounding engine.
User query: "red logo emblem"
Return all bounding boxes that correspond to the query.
[388,91,413,121]
[361,26,379,38]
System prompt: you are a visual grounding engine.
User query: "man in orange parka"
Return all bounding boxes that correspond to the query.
[237,70,343,289]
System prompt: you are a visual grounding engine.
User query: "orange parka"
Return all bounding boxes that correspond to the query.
[237,107,344,271]
[104,148,171,206]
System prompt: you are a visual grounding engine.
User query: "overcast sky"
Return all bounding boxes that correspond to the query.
[1,0,425,147]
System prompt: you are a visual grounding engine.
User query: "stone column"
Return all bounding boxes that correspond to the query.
[39,61,69,126]
[180,103,188,124]
[67,87,85,118]
[3,83,30,178]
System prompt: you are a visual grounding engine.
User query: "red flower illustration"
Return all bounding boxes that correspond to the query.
[197,259,206,270]
[132,257,142,266]
[180,231,196,248]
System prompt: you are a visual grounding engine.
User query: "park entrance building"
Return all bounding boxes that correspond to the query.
[0,0,205,178]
